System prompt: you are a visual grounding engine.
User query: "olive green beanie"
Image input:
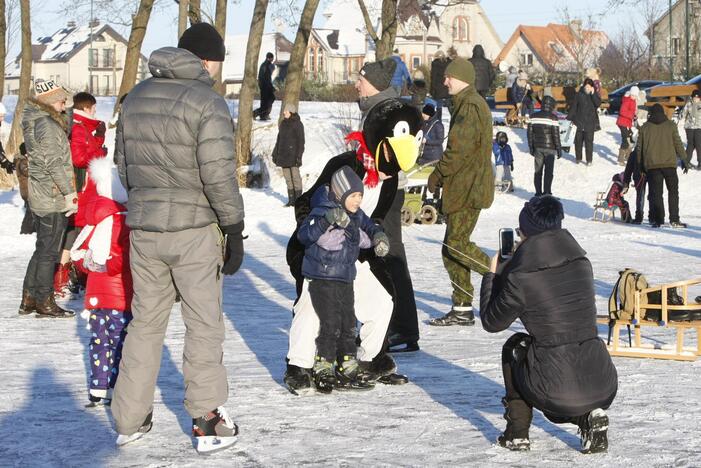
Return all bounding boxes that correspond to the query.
[445,58,475,85]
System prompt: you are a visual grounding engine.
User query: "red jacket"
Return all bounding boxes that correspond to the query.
[71,111,107,227]
[616,96,637,129]
[73,196,132,311]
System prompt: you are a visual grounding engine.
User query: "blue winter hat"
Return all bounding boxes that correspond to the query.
[518,195,564,237]
[331,167,364,207]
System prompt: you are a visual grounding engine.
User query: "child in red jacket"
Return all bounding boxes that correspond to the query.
[55,93,108,301]
[70,156,132,407]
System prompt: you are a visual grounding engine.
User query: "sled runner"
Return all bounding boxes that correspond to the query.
[592,182,617,222]
[599,277,701,361]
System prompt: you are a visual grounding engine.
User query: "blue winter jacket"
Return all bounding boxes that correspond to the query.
[390,56,412,89]
[492,142,513,166]
[298,185,383,283]
[419,115,445,165]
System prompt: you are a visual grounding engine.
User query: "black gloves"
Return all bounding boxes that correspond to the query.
[557,150,562,159]
[221,221,245,276]
[0,152,15,175]
[509,163,514,171]
[95,121,107,138]
[682,161,689,174]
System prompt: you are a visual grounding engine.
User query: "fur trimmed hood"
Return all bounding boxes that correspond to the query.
[25,97,69,132]
[88,156,128,204]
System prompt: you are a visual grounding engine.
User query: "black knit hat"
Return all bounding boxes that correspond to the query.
[422,103,436,117]
[518,195,564,237]
[178,23,226,61]
[359,58,396,91]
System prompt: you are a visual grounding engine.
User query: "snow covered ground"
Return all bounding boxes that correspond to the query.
[0,97,700,467]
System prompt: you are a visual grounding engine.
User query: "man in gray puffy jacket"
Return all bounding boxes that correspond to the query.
[19,79,76,318]
[112,23,244,454]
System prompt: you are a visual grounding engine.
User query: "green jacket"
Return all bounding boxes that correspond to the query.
[636,119,688,171]
[433,85,494,214]
[22,98,74,216]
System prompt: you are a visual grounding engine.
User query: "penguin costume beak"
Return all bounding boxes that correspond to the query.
[379,130,423,172]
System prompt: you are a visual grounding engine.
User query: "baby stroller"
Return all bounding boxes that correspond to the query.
[401,160,444,226]
[593,172,632,223]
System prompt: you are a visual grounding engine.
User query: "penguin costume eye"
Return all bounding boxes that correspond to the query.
[362,99,423,175]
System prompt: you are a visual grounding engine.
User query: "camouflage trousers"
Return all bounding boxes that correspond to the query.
[442,208,490,305]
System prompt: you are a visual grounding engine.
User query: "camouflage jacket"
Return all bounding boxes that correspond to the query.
[22,99,75,216]
[433,86,494,214]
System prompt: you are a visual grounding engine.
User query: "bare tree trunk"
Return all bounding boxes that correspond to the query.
[213,0,228,96]
[189,0,201,25]
[0,0,6,101]
[178,0,189,38]
[235,0,269,187]
[0,0,28,188]
[112,0,154,116]
[279,0,320,123]
[357,0,397,61]
[376,0,398,60]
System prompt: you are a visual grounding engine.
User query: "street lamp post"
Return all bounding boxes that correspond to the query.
[89,0,94,93]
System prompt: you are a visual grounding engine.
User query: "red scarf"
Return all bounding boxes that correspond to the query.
[345,131,379,188]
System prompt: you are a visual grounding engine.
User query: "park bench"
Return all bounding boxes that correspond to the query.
[645,84,701,117]
[494,86,609,125]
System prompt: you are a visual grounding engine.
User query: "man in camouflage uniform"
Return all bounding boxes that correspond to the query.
[427,58,494,326]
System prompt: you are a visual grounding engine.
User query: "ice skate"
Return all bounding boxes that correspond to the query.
[85,393,111,408]
[312,357,336,394]
[578,408,609,454]
[360,353,409,385]
[335,355,375,391]
[192,406,239,454]
[116,412,153,447]
[284,364,314,396]
[497,434,530,451]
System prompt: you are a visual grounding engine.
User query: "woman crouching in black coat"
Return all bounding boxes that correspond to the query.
[480,195,617,454]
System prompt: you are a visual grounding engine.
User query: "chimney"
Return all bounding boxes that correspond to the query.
[89,19,100,29]
[569,19,583,38]
[67,20,76,28]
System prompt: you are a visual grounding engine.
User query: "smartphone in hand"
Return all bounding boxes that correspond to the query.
[499,228,516,260]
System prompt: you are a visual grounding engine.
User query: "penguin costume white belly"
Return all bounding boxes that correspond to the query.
[285,99,423,390]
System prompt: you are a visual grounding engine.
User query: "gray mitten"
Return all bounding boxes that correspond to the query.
[324,207,350,228]
[373,232,390,257]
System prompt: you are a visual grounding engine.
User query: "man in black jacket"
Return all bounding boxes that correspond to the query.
[468,44,496,99]
[254,52,276,121]
[568,78,601,165]
[480,196,617,454]
[430,50,451,120]
[527,96,561,196]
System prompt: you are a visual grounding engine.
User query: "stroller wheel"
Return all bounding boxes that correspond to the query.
[401,208,415,226]
[420,205,438,225]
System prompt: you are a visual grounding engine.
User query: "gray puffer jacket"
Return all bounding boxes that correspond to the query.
[22,98,74,216]
[115,47,244,232]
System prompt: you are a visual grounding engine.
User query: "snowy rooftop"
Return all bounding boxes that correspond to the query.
[222,33,293,83]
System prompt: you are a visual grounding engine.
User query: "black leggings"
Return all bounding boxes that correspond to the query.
[618,125,632,150]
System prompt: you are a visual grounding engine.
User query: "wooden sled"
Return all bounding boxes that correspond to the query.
[598,278,701,361]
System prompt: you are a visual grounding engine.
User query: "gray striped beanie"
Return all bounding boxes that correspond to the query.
[331,166,364,206]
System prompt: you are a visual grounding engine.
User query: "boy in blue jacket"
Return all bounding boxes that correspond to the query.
[493,131,514,192]
[298,167,390,393]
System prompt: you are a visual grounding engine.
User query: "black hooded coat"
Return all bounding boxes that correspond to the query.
[468,45,496,93]
[480,229,618,417]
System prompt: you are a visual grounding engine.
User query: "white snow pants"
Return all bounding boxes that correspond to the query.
[287,261,393,368]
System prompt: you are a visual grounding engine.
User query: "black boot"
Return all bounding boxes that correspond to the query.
[359,352,409,385]
[284,190,295,207]
[497,397,532,451]
[335,355,375,391]
[577,408,609,454]
[429,303,475,326]
[284,364,313,395]
[312,356,336,394]
[18,289,36,315]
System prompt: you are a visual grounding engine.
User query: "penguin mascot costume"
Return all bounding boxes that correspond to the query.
[285,99,423,394]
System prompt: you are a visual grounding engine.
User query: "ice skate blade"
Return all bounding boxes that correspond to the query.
[194,435,238,454]
[116,424,152,447]
[286,385,315,397]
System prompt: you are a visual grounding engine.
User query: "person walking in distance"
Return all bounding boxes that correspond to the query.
[636,104,691,228]
[112,23,245,453]
[568,78,601,166]
[254,52,276,121]
[681,89,701,170]
[527,95,562,196]
[469,44,496,99]
[427,58,494,326]
[273,103,305,207]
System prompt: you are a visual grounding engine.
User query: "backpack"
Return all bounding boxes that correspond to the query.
[608,268,649,321]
